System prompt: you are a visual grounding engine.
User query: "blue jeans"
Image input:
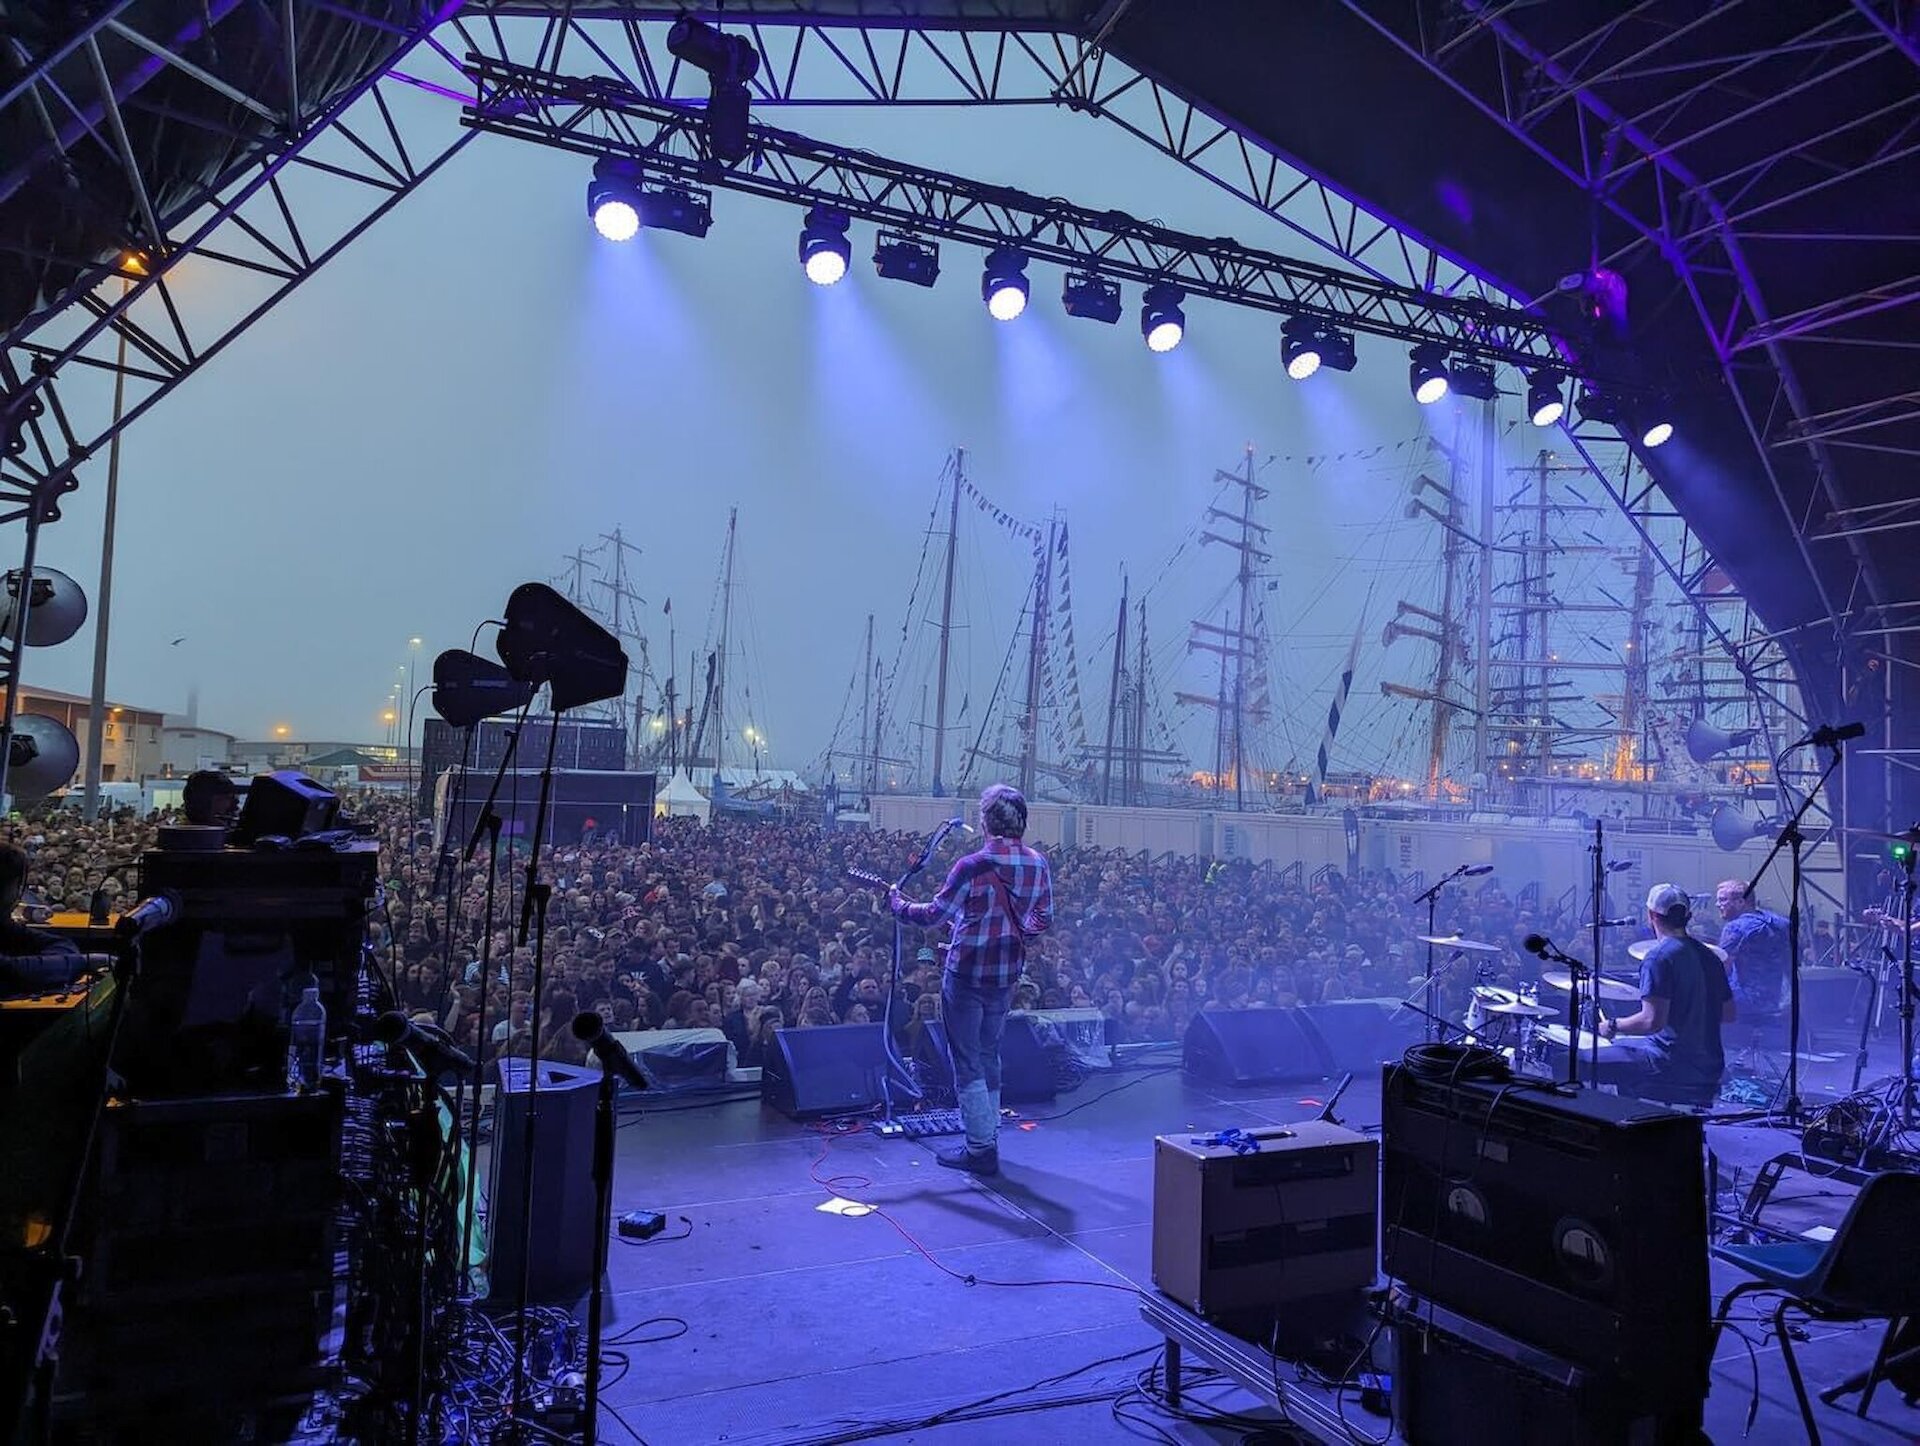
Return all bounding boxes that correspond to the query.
[941,972,1013,1153]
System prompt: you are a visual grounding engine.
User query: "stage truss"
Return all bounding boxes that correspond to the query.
[0,4,1835,882]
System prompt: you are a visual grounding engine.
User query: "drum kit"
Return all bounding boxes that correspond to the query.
[1410,931,1648,1077]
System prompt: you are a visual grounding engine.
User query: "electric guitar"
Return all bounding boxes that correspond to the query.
[847,867,893,892]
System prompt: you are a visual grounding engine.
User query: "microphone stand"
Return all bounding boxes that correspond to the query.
[507,709,564,1432]
[1530,938,1592,1088]
[1897,843,1917,1130]
[1743,738,1845,1124]
[1589,820,1605,1091]
[1413,864,1476,1044]
[580,1052,620,1445]
[877,818,966,1124]
[456,805,502,1293]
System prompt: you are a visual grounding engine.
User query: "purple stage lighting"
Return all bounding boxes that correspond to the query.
[1448,358,1498,401]
[1526,370,1566,427]
[1410,343,1449,404]
[982,248,1028,322]
[1062,273,1121,324]
[1281,315,1322,379]
[587,157,643,242]
[874,232,940,287]
[1641,418,1674,449]
[1141,284,1185,352]
[799,207,850,286]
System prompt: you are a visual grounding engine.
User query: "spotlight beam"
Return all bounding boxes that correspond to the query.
[465,53,1605,378]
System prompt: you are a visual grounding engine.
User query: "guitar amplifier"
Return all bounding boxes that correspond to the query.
[1152,1120,1377,1318]
[1380,1064,1710,1413]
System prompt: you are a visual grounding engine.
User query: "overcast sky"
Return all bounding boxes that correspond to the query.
[21,40,1660,786]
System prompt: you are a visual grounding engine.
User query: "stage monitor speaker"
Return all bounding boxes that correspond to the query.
[1183,1008,1329,1087]
[761,1023,890,1120]
[1297,1000,1418,1073]
[487,1059,600,1308]
[1380,1064,1710,1414]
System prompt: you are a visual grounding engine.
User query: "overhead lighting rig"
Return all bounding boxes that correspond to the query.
[873,232,940,287]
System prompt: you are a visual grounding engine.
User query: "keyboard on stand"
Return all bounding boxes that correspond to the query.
[873,1110,966,1139]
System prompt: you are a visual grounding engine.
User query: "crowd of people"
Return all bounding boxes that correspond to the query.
[0,791,1844,1071]
[359,798,1611,1069]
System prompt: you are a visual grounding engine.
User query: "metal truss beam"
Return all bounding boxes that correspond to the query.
[1336,0,1899,643]
[463,53,1576,369]
[0,4,1807,849]
[1,4,470,520]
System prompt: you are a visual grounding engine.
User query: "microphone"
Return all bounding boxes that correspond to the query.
[1522,933,1551,959]
[571,1010,649,1091]
[1605,860,1634,873]
[1795,721,1865,749]
[1598,917,1637,928]
[1458,864,1494,877]
[373,1010,475,1076]
[114,890,181,939]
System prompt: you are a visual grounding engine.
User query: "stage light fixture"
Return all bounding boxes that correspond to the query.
[1640,416,1674,449]
[1449,357,1498,401]
[1526,370,1566,427]
[586,157,643,242]
[798,207,850,286]
[1316,327,1358,373]
[873,231,940,287]
[1141,284,1185,352]
[1062,273,1121,324]
[1280,316,1322,379]
[1576,384,1621,426]
[1409,343,1450,404]
[638,183,713,238]
[667,16,761,166]
[982,248,1028,322]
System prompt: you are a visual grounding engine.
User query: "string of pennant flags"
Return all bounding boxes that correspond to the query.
[960,475,1046,554]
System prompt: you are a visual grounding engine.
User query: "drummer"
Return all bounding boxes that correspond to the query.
[1598,883,1735,1106]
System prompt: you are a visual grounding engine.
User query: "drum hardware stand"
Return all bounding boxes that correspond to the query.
[1892,835,1918,1130]
[1745,735,1847,1126]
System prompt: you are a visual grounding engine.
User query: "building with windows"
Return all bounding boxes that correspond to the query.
[15,685,165,784]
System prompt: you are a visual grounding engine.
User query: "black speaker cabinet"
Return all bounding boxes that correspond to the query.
[760,1023,890,1120]
[1183,1008,1329,1086]
[1380,1064,1710,1415]
[1391,1291,1704,1445]
[487,1059,600,1308]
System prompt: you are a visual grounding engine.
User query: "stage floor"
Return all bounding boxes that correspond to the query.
[585,1039,1920,1445]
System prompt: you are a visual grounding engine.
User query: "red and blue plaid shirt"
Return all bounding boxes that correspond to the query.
[894,835,1052,990]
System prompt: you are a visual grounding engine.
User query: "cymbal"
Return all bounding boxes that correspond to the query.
[1539,968,1642,1003]
[1540,1023,1616,1053]
[1472,984,1520,1006]
[1484,1000,1557,1019]
[1415,934,1503,955]
[1626,938,1728,963]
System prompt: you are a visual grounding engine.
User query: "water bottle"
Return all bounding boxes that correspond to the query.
[288,986,326,1092]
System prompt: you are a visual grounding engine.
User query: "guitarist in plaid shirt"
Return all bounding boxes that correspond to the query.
[891,783,1053,1175]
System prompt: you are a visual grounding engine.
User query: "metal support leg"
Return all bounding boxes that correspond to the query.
[1774,1297,1821,1446]
[1164,1338,1181,1407]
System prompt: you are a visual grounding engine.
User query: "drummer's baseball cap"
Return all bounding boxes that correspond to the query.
[1645,883,1691,923]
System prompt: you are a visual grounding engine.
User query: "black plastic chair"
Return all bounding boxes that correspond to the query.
[1709,1170,1920,1443]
